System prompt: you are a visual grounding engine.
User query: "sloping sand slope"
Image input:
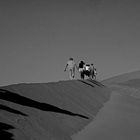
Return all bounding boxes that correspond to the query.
[102,70,140,85]
[0,79,110,140]
[73,71,140,140]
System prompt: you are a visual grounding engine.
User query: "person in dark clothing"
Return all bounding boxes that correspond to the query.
[78,61,85,79]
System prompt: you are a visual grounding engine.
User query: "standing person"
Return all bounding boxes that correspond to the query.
[78,61,85,80]
[94,68,97,80]
[90,64,95,79]
[64,58,77,80]
[84,64,91,78]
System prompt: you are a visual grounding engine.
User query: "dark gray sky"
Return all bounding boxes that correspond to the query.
[0,0,140,86]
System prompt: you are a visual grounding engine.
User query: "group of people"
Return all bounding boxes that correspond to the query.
[64,58,97,80]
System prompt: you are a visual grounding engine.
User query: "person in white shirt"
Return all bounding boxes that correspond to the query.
[84,64,91,78]
[64,58,78,80]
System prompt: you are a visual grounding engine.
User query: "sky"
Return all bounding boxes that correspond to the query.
[0,0,140,86]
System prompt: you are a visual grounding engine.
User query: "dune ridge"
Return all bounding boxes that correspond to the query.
[0,79,110,140]
[102,70,140,85]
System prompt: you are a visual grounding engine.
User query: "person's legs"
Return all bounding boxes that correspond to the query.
[79,68,84,80]
[91,72,94,79]
[81,71,84,79]
[90,71,92,79]
[69,69,73,80]
[87,70,90,78]
[94,74,96,80]
[72,67,75,79]
[69,67,75,80]
[92,72,94,79]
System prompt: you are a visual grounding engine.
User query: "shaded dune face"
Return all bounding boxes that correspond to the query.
[103,78,140,140]
[0,79,110,140]
[103,71,140,99]
[72,72,140,140]
[120,79,140,89]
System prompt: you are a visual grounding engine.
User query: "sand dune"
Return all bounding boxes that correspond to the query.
[0,79,110,140]
[73,71,140,140]
[1,70,140,140]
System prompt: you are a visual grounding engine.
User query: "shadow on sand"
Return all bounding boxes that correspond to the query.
[0,122,15,140]
[78,79,104,88]
[87,79,105,87]
[0,104,28,116]
[0,89,89,119]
